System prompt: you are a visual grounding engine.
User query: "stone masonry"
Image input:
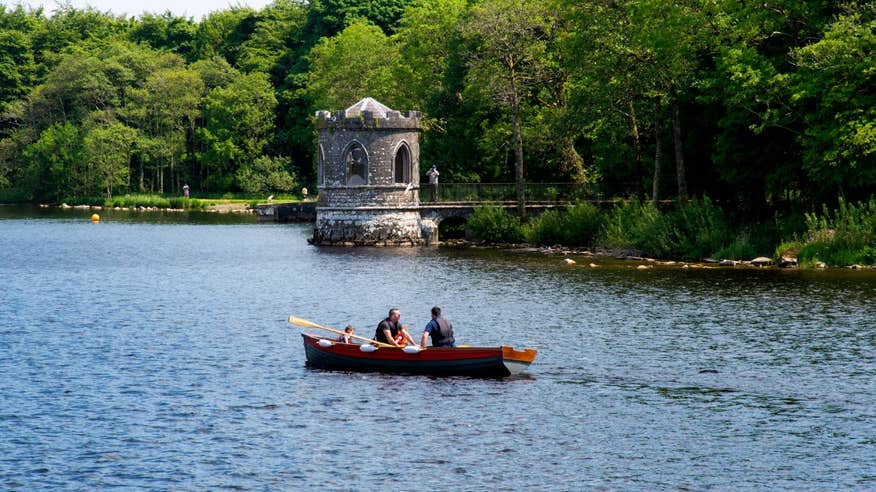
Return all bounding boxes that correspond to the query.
[312,98,425,246]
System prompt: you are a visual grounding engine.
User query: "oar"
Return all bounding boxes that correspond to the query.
[287,315,395,348]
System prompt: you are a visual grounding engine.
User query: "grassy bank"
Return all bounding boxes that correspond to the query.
[777,197,876,267]
[0,192,305,210]
[466,196,876,267]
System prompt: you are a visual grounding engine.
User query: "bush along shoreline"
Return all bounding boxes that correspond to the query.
[463,196,876,270]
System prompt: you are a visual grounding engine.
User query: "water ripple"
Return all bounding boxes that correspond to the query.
[0,217,874,490]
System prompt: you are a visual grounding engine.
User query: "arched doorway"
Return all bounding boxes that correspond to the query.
[439,216,467,240]
[394,144,411,184]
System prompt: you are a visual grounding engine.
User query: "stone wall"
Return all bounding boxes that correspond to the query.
[313,209,424,246]
[313,101,425,246]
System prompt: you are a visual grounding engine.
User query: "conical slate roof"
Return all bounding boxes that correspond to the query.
[345,97,393,117]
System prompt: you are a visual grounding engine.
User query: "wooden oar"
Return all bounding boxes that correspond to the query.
[287,315,395,348]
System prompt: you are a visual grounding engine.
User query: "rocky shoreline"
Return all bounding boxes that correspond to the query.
[51,203,254,214]
[440,239,876,270]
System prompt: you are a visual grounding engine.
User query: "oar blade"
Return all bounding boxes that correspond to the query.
[288,315,323,329]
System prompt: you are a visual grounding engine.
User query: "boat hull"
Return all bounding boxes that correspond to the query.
[301,333,536,377]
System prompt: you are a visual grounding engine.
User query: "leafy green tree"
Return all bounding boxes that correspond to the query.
[137,65,203,193]
[190,56,239,90]
[193,7,259,67]
[20,122,83,201]
[0,16,37,120]
[129,12,198,61]
[791,5,876,200]
[393,0,467,111]
[702,0,839,208]
[236,155,296,193]
[303,0,413,42]
[83,121,138,198]
[26,53,116,130]
[31,6,128,63]
[236,0,308,76]
[305,20,401,111]
[200,71,277,190]
[461,0,557,217]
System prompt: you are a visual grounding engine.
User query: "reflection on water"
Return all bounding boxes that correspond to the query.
[0,207,874,490]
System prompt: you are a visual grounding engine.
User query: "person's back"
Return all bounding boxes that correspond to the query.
[422,306,455,347]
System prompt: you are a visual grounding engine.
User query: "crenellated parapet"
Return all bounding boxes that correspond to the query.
[315,109,422,131]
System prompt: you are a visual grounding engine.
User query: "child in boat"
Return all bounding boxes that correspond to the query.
[336,325,355,344]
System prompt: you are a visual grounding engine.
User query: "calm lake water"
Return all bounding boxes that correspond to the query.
[1,206,874,490]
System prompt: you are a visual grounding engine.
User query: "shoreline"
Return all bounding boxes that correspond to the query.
[6,203,873,270]
[440,239,876,271]
[46,202,255,214]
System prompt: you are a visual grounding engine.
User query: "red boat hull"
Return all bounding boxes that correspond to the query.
[301,333,537,377]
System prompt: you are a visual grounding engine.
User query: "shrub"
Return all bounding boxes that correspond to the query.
[467,206,524,243]
[666,197,732,259]
[236,155,297,194]
[525,203,602,247]
[795,196,876,266]
[598,197,732,259]
[598,197,666,253]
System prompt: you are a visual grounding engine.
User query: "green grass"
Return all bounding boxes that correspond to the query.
[787,197,876,266]
[104,194,207,210]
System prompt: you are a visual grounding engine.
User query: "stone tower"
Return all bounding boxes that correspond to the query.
[312,98,424,246]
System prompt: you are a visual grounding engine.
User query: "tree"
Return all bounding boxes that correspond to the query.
[129,12,198,62]
[701,0,840,208]
[236,155,296,193]
[138,65,204,193]
[199,71,277,190]
[303,0,413,42]
[25,53,116,130]
[236,0,308,76]
[193,7,259,66]
[20,122,83,201]
[791,5,876,200]
[0,22,37,121]
[461,0,556,217]
[83,121,138,198]
[304,20,401,111]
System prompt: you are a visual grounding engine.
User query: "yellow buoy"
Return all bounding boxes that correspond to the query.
[91,213,100,222]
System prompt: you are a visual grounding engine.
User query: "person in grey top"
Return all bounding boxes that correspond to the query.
[426,165,439,202]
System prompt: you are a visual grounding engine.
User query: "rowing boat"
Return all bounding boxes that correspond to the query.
[301,333,537,377]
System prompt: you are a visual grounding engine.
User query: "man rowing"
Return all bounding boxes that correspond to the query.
[374,308,418,347]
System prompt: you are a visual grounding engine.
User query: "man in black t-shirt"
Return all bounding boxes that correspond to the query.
[374,308,417,347]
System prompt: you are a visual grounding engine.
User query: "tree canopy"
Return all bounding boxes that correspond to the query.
[0,0,872,212]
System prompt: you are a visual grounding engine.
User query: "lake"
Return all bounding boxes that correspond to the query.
[1,207,874,490]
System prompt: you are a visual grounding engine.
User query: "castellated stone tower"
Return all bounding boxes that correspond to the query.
[312,98,424,246]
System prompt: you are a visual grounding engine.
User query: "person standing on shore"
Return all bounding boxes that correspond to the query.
[426,165,439,202]
[183,183,190,198]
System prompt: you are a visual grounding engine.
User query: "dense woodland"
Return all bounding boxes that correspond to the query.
[0,0,873,215]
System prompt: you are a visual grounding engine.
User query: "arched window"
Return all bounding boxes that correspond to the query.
[318,144,325,185]
[345,143,367,185]
[394,144,411,184]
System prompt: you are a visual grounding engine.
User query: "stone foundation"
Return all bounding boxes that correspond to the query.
[312,208,425,246]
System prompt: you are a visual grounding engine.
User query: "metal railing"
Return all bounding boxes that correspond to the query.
[418,182,603,203]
